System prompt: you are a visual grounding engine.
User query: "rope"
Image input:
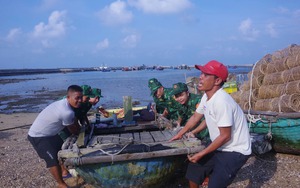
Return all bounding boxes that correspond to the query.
[266,121,273,140]
[247,61,266,127]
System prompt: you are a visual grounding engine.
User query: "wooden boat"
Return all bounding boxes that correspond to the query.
[246,110,300,155]
[58,121,205,188]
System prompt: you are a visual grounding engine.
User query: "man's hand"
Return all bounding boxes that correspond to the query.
[186,132,195,138]
[162,108,169,117]
[187,152,204,163]
[169,133,182,141]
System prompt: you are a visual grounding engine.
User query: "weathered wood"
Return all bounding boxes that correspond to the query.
[119,133,134,143]
[150,131,167,142]
[111,133,120,143]
[123,96,133,122]
[133,132,141,143]
[140,131,154,143]
[76,128,86,148]
[93,123,159,135]
[98,135,114,144]
[63,143,205,166]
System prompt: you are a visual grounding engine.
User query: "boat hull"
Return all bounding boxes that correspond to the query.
[75,156,186,188]
[249,118,300,154]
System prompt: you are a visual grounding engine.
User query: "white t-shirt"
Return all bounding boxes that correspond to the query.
[28,98,75,137]
[196,89,251,155]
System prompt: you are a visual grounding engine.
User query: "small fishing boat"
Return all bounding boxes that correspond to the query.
[246,110,300,155]
[59,96,205,187]
[58,126,204,188]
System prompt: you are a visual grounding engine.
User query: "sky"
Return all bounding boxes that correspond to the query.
[1,0,300,69]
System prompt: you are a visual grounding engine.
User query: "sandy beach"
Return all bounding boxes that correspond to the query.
[1,112,300,188]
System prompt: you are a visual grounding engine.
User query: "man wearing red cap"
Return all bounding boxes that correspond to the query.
[170,60,251,188]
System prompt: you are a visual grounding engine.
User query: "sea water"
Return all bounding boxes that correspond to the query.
[0,67,251,112]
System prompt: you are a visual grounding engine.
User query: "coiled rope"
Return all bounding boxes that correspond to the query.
[247,61,272,140]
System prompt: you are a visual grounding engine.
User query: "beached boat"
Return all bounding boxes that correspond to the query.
[246,110,300,155]
[58,125,205,188]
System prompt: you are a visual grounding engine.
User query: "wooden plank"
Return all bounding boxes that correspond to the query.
[133,132,141,143]
[93,124,159,135]
[87,135,98,147]
[119,133,134,144]
[99,135,114,144]
[140,131,154,143]
[150,131,167,142]
[76,127,86,147]
[111,133,121,144]
[63,144,206,165]
[162,130,174,140]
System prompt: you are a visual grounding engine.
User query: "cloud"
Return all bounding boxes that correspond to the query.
[128,0,191,14]
[266,23,278,38]
[238,18,259,41]
[96,38,110,50]
[122,34,140,48]
[32,10,67,39]
[6,28,22,41]
[97,0,133,26]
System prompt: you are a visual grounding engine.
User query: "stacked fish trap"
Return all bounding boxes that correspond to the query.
[231,44,300,113]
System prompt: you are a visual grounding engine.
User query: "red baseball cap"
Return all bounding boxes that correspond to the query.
[195,60,228,82]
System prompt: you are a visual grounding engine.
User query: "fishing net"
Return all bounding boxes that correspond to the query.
[240,89,259,102]
[254,98,272,111]
[235,44,300,112]
[262,71,284,85]
[230,91,241,103]
[258,84,286,99]
[240,101,255,111]
[240,80,250,91]
[247,73,264,89]
[286,54,300,69]
[254,94,300,112]
[258,80,300,99]
[251,54,271,76]
[281,66,300,82]
[265,58,288,74]
[262,66,300,85]
[285,80,300,94]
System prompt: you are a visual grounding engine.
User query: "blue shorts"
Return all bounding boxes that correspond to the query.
[186,151,249,188]
[28,135,63,168]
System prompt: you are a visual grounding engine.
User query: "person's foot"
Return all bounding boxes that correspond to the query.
[202,176,209,186]
[57,182,69,188]
[62,173,72,179]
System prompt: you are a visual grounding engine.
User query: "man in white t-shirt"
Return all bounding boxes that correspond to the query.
[170,60,251,188]
[28,85,83,188]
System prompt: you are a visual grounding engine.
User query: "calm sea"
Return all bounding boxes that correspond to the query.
[0,67,251,112]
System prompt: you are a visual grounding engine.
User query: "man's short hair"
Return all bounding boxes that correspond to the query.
[67,85,83,93]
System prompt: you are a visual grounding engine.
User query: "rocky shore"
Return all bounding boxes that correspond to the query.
[0,113,300,188]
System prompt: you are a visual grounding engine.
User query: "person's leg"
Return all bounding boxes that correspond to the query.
[208,151,249,188]
[185,152,215,187]
[49,165,68,188]
[28,135,70,187]
[189,180,199,188]
[61,164,69,177]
